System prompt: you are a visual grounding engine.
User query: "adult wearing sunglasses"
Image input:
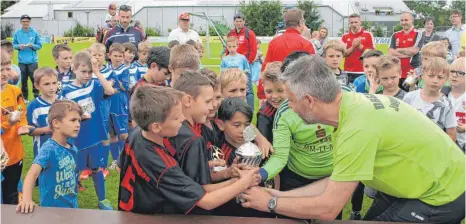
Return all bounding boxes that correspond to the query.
[103,5,144,54]
[167,12,201,44]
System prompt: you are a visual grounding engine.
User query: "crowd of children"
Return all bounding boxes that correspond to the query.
[0,22,463,220]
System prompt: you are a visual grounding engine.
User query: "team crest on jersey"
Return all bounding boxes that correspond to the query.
[347,38,351,41]
[315,125,326,138]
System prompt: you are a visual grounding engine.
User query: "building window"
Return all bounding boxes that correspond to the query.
[68,12,73,18]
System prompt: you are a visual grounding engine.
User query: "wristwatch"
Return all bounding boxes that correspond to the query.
[267,197,277,213]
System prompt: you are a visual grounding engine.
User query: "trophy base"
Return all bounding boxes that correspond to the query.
[213,166,227,172]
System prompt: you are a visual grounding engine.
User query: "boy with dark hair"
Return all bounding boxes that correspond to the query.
[166,70,214,188]
[122,42,137,67]
[27,67,59,158]
[52,44,75,93]
[119,85,259,214]
[0,40,21,87]
[1,51,30,205]
[107,43,130,170]
[17,100,82,212]
[353,49,384,94]
[168,44,200,86]
[257,62,286,143]
[60,51,116,210]
[128,46,170,129]
[168,40,180,49]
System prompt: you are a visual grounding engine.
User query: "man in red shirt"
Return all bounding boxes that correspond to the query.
[389,12,421,90]
[342,13,375,83]
[257,8,315,101]
[226,12,257,111]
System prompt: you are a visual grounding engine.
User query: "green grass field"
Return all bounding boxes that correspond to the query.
[15,42,388,219]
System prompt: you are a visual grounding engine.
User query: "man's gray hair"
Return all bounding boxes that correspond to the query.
[280,55,340,103]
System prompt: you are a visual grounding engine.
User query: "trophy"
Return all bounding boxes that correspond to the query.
[235,126,262,166]
[235,126,262,203]
[211,145,227,172]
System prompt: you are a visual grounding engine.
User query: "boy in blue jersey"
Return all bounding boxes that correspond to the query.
[17,100,82,213]
[60,51,116,210]
[353,50,383,94]
[52,44,75,93]
[27,68,59,158]
[107,43,130,170]
[128,41,151,89]
[0,40,21,87]
[88,43,118,179]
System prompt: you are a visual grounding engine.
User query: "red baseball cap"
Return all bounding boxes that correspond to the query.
[179,12,190,20]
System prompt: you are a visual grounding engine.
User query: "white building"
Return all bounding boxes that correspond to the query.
[1,0,409,37]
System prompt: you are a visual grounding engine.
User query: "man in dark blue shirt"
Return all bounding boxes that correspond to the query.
[104,5,144,53]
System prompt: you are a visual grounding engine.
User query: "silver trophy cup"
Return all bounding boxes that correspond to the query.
[235,126,262,203]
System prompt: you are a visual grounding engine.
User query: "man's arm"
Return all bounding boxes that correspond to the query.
[248,30,257,63]
[274,180,359,220]
[32,31,42,50]
[396,47,419,57]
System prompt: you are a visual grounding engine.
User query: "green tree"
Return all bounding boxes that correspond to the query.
[239,0,283,36]
[403,0,451,28]
[63,23,94,37]
[361,21,373,30]
[393,24,403,32]
[372,24,385,37]
[296,0,323,31]
[1,0,16,15]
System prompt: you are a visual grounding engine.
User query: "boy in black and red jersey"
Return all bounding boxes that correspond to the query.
[257,62,286,143]
[118,85,259,215]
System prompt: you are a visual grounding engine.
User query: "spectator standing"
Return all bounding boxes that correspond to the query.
[418,17,441,49]
[226,12,257,112]
[388,12,421,90]
[342,13,376,83]
[444,9,465,56]
[13,14,42,101]
[257,8,315,104]
[167,13,201,44]
[104,5,144,52]
[319,26,329,46]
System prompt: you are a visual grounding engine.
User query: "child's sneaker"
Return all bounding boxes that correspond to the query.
[80,169,91,180]
[109,160,117,170]
[102,168,110,179]
[98,199,113,210]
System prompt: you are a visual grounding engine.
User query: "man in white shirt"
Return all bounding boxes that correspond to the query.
[444,9,465,56]
[168,12,201,44]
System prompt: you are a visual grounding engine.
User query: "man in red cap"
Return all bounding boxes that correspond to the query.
[168,12,201,44]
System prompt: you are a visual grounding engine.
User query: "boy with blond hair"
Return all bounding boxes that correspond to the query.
[403,57,457,141]
[375,55,406,100]
[17,100,82,212]
[444,58,466,150]
[128,41,151,88]
[323,40,349,86]
[27,68,60,158]
[1,51,30,205]
[219,68,248,100]
[169,44,200,86]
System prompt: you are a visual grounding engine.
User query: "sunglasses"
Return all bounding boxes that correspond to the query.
[450,70,466,76]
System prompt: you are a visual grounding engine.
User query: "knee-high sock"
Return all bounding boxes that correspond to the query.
[110,141,120,162]
[91,170,105,201]
[102,144,110,167]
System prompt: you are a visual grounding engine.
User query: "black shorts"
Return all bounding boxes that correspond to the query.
[364,191,465,223]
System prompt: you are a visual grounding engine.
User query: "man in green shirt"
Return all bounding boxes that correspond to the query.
[241,55,465,222]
